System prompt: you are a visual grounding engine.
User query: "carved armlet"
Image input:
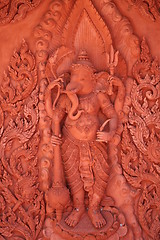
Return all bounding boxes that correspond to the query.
[101,103,115,117]
[52,94,69,123]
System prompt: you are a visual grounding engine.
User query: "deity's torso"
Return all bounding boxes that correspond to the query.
[65,92,100,141]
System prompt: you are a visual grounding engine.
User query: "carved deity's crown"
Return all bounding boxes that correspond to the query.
[71,50,96,73]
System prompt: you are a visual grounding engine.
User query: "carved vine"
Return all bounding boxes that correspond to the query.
[0,0,42,25]
[0,41,45,239]
[121,39,160,240]
[0,39,37,121]
[126,0,160,21]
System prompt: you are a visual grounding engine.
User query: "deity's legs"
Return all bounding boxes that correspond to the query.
[88,192,106,229]
[62,134,108,228]
[65,188,85,227]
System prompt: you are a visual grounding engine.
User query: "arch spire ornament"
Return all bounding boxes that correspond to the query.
[61,0,112,71]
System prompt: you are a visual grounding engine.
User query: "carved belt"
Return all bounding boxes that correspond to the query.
[62,126,95,146]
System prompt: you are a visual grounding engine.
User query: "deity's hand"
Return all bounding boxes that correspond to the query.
[96,131,114,143]
[51,134,62,147]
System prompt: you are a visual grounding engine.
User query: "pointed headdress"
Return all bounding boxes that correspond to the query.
[71,50,96,73]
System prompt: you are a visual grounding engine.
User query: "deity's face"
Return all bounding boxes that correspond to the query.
[66,65,94,95]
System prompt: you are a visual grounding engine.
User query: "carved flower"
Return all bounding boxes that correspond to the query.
[16,176,36,202]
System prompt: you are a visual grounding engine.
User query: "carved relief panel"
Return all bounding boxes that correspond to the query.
[0,0,159,239]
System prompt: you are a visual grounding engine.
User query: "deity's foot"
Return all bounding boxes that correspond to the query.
[88,208,106,229]
[65,206,85,227]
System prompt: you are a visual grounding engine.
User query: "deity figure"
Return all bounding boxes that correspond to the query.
[46,50,118,229]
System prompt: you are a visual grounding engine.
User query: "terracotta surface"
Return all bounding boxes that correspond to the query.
[0,0,160,239]
[0,0,42,25]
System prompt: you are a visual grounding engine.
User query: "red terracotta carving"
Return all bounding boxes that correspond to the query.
[0,0,160,239]
[40,44,128,239]
[0,0,41,25]
[46,48,119,224]
[37,2,159,239]
[121,38,160,240]
[0,41,45,239]
[126,0,160,21]
[97,0,140,74]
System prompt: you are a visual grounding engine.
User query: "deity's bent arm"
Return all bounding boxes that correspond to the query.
[51,94,70,135]
[97,92,118,138]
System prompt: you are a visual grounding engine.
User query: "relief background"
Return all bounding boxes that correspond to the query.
[0,0,160,239]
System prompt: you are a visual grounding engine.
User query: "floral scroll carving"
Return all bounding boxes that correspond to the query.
[126,0,160,21]
[0,41,45,239]
[0,39,38,127]
[121,38,160,240]
[0,0,41,25]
